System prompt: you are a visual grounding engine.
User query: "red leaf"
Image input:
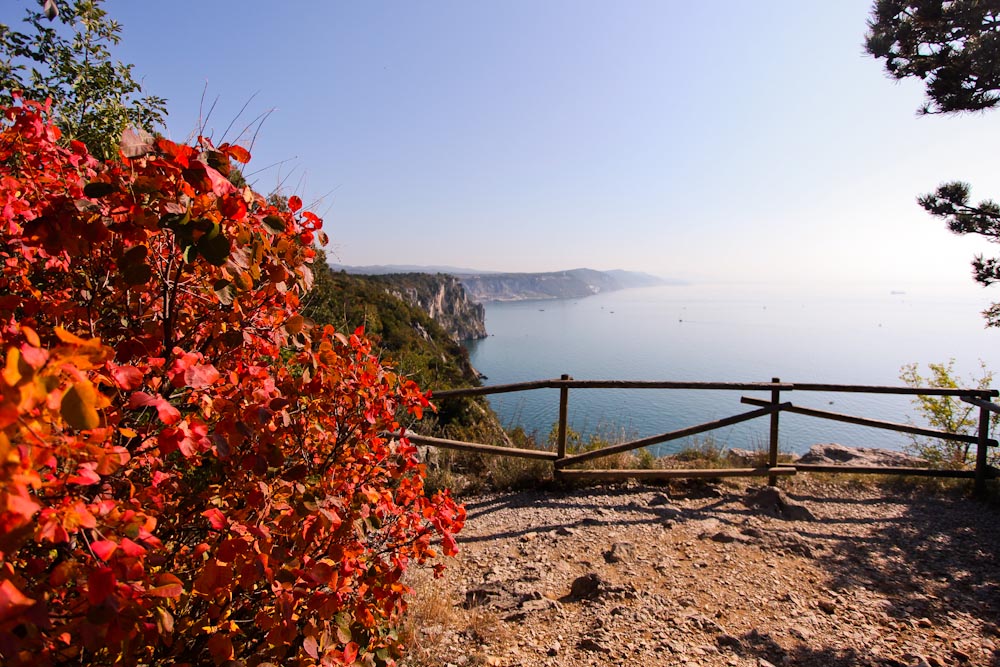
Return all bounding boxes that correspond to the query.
[128,392,181,425]
[217,538,248,562]
[202,508,227,530]
[184,363,220,389]
[288,195,302,212]
[2,484,41,522]
[218,194,247,220]
[204,165,236,197]
[0,579,36,623]
[303,634,318,658]
[118,537,147,557]
[441,532,458,557]
[91,539,117,561]
[206,634,234,665]
[193,561,233,597]
[87,567,116,605]
[109,363,143,390]
[343,641,359,664]
[67,462,101,485]
[307,560,334,584]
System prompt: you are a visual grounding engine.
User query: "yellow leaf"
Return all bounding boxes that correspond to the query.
[61,381,101,430]
[54,326,87,345]
[3,348,23,386]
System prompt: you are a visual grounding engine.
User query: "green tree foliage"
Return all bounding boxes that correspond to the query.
[900,360,999,468]
[0,0,166,159]
[866,0,1000,115]
[866,1,1000,324]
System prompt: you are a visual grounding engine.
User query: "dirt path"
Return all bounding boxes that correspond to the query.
[402,478,1000,667]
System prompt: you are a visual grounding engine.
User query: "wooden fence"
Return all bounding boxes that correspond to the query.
[396,376,1000,496]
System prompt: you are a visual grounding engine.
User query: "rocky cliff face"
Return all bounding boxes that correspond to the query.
[372,273,487,341]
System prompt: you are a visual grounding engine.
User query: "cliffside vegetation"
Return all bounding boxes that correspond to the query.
[302,261,507,448]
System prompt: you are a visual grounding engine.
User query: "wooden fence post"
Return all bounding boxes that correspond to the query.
[557,374,570,464]
[768,377,780,486]
[975,402,990,497]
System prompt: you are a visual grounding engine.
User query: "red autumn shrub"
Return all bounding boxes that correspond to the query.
[0,99,464,666]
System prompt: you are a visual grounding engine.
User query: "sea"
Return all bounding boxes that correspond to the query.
[462,282,1000,456]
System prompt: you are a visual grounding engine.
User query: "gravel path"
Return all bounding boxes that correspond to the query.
[402,478,1000,667]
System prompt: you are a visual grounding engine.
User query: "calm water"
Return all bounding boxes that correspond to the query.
[462,282,1000,455]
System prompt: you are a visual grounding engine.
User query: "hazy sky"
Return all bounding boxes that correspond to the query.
[10,1,1000,288]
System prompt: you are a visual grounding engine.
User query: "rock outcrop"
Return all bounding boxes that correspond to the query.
[797,443,926,468]
[367,273,487,341]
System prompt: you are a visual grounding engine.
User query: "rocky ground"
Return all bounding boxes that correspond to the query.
[401,477,1000,667]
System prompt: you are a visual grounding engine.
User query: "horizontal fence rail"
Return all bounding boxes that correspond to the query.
[402,376,1000,496]
[739,397,996,446]
[556,403,791,467]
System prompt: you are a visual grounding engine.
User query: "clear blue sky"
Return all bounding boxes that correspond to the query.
[8,1,1000,289]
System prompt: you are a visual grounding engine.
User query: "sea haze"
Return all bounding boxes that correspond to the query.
[462,282,1000,455]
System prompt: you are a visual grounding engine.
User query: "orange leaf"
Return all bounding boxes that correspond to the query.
[148,573,184,598]
[20,326,40,347]
[2,348,27,386]
[222,144,251,164]
[285,314,304,334]
[54,326,88,345]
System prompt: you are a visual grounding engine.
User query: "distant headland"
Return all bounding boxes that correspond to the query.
[331,264,684,302]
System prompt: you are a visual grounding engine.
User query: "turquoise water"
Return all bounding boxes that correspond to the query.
[462,283,1000,455]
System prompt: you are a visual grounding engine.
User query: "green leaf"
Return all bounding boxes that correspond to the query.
[160,211,191,231]
[262,215,286,234]
[202,220,221,241]
[198,233,231,266]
